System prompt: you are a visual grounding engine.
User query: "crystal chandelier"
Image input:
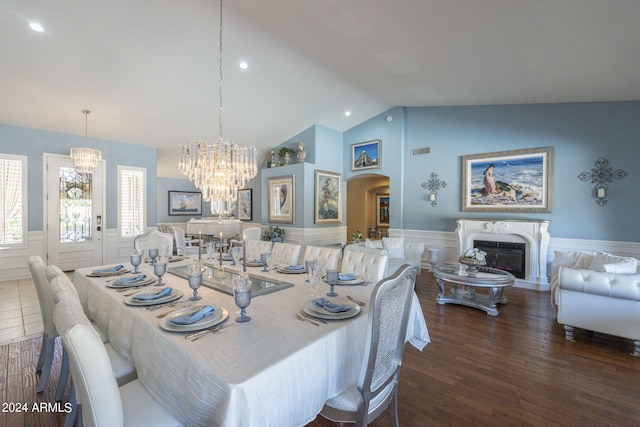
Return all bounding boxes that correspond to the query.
[70,109,102,174]
[178,0,257,204]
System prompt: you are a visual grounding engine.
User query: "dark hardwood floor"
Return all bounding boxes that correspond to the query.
[2,271,639,427]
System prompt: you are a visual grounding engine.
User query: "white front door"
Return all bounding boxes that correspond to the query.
[45,154,104,270]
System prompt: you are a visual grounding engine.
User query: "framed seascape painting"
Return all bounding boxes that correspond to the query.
[461,146,554,213]
[351,139,381,171]
[268,175,295,223]
[314,170,342,224]
[376,194,390,227]
[237,189,252,221]
[168,191,202,216]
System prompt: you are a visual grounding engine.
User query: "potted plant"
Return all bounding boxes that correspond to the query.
[262,226,285,243]
[277,147,296,165]
[351,230,363,242]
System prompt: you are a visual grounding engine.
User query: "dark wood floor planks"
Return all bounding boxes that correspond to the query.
[1,271,638,427]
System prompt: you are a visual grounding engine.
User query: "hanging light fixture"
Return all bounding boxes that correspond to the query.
[70,109,102,174]
[178,0,257,204]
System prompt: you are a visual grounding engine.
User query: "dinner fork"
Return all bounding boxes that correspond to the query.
[296,313,319,326]
[347,295,366,306]
[299,311,327,324]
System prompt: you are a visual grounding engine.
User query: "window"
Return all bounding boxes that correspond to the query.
[0,154,27,247]
[118,166,146,238]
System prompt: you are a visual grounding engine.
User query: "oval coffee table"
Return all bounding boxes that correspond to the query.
[434,264,515,316]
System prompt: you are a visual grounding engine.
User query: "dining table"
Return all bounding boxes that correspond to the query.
[72,257,430,427]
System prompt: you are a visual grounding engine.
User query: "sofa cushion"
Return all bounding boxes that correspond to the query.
[588,252,638,273]
[365,238,383,249]
[382,237,405,259]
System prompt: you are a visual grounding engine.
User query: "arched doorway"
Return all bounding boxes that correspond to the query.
[346,174,390,241]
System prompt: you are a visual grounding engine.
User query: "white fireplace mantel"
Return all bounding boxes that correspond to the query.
[455,219,551,290]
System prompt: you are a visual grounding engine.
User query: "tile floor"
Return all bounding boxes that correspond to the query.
[0,277,44,345]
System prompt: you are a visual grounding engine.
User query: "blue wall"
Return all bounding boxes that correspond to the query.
[0,123,158,230]
[344,102,640,242]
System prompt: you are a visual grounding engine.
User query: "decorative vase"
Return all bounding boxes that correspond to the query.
[458,257,486,278]
[296,142,307,162]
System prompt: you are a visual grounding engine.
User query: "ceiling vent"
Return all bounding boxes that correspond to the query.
[411,147,431,156]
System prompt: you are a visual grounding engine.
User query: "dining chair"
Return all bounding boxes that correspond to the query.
[303,245,341,270]
[172,226,200,257]
[229,226,262,248]
[245,240,274,261]
[320,264,417,426]
[340,251,389,283]
[270,242,302,266]
[53,302,180,427]
[27,255,58,393]
[133,230,174,257]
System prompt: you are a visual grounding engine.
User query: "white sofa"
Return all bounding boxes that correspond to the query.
[551,250,640,357]
[345,238,424,276]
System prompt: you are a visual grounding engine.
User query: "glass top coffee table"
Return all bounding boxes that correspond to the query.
[434,263,515,316]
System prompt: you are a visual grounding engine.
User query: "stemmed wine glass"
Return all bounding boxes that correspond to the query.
[154,256,168,286]
[305,259,316,283]
[325,269,339,297]
[130,249,142,274]
[207,241,215,260]
[261,253,269,272]
[230,247,240,266]
[148,248,159,265]
[187,263,203,301]
[233,276,252,323]
[265,254,274,272]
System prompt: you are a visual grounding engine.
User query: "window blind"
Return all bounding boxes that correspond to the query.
[119,167,146,238]
[0,154,27,245]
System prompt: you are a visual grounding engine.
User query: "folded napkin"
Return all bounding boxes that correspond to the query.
[113,274,147,285]
[338,273,356,281]
[133,287,173,301]
[169,305,216,325]
[285,265,305,270]
[313,298,352,313]
[251,259,262,263]
[93,264,124,274]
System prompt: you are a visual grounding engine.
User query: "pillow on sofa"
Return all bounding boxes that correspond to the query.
[382,237,405,259]
[365,238,383,249]
[588,252,638,273]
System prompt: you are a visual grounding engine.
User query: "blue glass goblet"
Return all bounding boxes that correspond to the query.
[130,250,142,274]
[234,283,252,323]
[148,249,159,265]
[326,269,339,297]
[153,259,167,286]
[187,264,203,301]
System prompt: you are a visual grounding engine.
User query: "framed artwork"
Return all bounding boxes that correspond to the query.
[168,191,202,216]
[314,170,342,224]
[268,175,295,223]
[351,139,381,171]
[237,189,252,221]
[461,146,554,213]
[376,194,390,227]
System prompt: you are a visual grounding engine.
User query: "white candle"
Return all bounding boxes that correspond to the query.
[429,193,436,202]
[597,188,606,198]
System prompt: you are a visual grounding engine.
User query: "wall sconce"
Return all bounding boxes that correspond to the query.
[578,158,627,207]
[421,172,447,207]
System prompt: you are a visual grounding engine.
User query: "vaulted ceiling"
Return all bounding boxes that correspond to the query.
[1,0,639,177]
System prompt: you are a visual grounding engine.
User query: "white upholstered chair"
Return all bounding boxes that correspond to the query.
[320,264,417,426]
[245,240,274,262]
[27,255,58,393]
[172,226,200,257]
[303,245,341,270]
[134,230,174,257]
[53,302,180,427]
[340,251,389,283]
[229,226,263,248]
[270,242,302,266]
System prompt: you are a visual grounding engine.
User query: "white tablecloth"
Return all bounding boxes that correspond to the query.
[72,261,429,426]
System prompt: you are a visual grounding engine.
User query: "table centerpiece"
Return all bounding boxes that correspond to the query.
[458,248,487,277]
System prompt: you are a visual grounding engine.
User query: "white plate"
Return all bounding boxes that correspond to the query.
[160,306,228,332]
[87,267,131,277]
[124,289,183,306]
[246,261,264,267]
[303,299,360,320]
[277,266,306,274]
[324,276,364,286]
[106,277,156,288]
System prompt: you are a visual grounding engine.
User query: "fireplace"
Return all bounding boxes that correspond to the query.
[474,240,526,279]
[456,219,551,290]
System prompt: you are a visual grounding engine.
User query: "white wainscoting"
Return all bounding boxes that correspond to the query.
[0,232,45,281]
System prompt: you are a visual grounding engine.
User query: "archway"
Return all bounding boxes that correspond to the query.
[346,174,390,241]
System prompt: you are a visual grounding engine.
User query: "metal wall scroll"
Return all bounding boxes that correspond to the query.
[577,158,627,207]
[421,172,447,207]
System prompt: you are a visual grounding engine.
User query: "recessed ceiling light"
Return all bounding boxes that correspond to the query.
[29,22,44,32]
[239,61,248,69]
[344,111,351,117]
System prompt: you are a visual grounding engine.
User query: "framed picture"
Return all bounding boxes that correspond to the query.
[168,191,202,216]
[461,146,554,213]
[376,194,390,227]
[268,175,295,223]
[237,189,252,221]
[314,170,342,224]
[351,139,381,171]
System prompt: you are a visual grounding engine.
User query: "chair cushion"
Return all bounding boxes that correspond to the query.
[588,252,638,273]
[382,237,405,259]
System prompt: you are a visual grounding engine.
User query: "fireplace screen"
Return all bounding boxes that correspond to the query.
[474,240,526,279]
